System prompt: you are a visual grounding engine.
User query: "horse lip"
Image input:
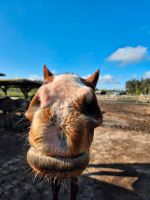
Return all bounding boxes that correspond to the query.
[27,146,89,176]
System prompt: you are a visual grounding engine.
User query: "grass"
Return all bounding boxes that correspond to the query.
[0,88,37,98]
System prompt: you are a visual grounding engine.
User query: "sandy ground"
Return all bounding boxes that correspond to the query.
[0,101,150,200]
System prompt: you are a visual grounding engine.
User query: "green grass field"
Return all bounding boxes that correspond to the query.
[0,88,37,98]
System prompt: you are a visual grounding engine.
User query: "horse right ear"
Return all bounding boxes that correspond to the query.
[43,64,54,81]
[85,70,100,89]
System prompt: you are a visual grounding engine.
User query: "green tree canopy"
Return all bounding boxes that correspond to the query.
[126,78,150,95]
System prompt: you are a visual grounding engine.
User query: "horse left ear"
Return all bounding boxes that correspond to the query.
[43,64,53,81]
[85,69,100,89]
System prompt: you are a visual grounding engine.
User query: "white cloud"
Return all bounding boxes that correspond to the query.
[83,74,119,84]
[82,74,91,79]
[28,75,43,81]
[107,46,148,65]
[143,71,150,79]
[28,70,57,81]
[51,69,57,74]
[100,74,119,84]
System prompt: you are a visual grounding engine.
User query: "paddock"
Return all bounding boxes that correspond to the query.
[0,101,149,200]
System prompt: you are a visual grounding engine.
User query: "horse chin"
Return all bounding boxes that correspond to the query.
[27,146,89,178]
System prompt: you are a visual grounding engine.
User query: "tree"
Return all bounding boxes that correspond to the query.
[141,78,150,94]
[126,78,150,95]
[126,79,141,94]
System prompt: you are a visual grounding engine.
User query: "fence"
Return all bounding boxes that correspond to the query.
[96,95,150,104]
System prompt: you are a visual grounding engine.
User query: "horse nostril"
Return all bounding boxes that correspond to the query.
[57,126,62,132]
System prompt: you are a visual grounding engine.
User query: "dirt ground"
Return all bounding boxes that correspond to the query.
[0,101,150,200]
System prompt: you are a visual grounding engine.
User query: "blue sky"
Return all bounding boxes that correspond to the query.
[0,0,150,89]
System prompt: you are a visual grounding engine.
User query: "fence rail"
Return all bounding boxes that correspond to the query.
[96,95,150,104]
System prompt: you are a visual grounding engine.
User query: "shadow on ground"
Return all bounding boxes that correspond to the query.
[83,163,150,200]
[1,155,150,200]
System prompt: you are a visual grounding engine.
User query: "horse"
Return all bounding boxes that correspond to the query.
[0,97,28,130]
[25,65,103,200]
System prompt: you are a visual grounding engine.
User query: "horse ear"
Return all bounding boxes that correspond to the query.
[43,64,53,80]
[85,69,100,89]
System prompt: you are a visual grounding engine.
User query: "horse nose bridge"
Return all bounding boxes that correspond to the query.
[39,88,89,125]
